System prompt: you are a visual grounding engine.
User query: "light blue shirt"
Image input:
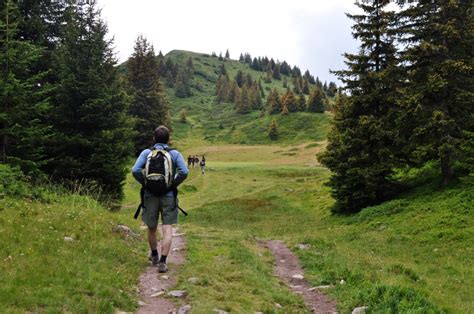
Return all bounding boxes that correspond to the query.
[132,143,188,197]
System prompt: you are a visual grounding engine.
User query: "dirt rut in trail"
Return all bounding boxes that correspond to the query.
[137,227,186,314]
[266,240,337,314]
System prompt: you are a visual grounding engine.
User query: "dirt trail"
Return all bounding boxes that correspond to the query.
[266,240,337,314]
[137,227,186,314]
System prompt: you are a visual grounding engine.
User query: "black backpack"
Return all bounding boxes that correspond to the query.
[134,147,188,219]
[144,147,174,196]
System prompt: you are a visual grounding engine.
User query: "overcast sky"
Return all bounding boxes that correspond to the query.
[96,0,364,84]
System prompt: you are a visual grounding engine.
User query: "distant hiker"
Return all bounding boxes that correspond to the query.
[195,156,199,166]
[200,156,206,174]
[187,155,192,168]
[191,155,195,168]
[132,126,188,273]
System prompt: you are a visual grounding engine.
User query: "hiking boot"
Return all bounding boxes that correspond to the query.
[149,255,159,266]
[158,262,168,273]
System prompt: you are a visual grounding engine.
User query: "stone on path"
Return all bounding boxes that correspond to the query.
[275,303,283,308]
[292,274,304,280]
[160,275,169,280]
[150,291,164,297]
[168,290,187,298]
[177,304,192,314]
[352,306,368,314]
[339,279,346,285]
[187,277,199,284]
[64,237,74,242]
[213,310,229,314]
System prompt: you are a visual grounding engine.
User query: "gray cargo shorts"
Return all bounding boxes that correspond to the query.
[142,195,178,228]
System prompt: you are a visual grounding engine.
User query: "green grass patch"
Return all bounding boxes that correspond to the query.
[0,185,147,313]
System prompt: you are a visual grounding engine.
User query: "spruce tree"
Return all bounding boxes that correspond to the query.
[268,119,278,140]
[225,49,230,59]
[236,85,250,114]
[302,79,310,95]
[282,89,298,113]
[216,74,230,103]
[127,35,170,153]
[318,0,402,212]
[180,108,187,123]
[235,70,244,87]
[272,63,281,80]
[0,0,53,173]
[267,88,282,114]
[48,1,133,199]
[281,103,289,115]
[307,88,325,113]
[398,0,474,183]
[297,93,306,111]
[175,69,192,98]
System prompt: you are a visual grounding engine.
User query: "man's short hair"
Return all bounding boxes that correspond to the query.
[154,125,170,144]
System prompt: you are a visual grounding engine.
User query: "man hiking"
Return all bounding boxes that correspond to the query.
[132,126,188,273]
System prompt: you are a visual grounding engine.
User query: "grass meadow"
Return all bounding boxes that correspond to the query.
[1,50,472,313]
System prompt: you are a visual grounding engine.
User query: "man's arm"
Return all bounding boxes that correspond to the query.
[173,152,189,187]
[131,149,149,185]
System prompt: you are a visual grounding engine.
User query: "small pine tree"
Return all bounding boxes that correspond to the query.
[180,108,187,123]
[297,93,306,111]
[225,49,230,59]
[268,119,278,140]
[236,86,250,114]
[235,70,244,87]
[267,88,282,114]
[281,103,289,115]
[282,89,298,113]
[302,79,310,95]
[307,88,325,113]
[272,63,281,80]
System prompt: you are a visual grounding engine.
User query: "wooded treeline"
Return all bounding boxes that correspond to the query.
[319,0,474,213]
[0,0,170,200]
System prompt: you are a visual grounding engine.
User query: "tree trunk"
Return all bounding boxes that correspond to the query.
[440,154,454,185]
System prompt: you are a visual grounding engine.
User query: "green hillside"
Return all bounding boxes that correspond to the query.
[158,50,332,145]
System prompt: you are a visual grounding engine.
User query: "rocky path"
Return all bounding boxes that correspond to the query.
[266,240,337,314]
[137,227,189,314]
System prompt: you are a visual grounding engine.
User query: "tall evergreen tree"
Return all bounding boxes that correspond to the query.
[398,0,474,183]
[318,0,402,212]
[225,49,230,59]
[48,1,133,199]
[0,0,53,173]
[127,35,170,153]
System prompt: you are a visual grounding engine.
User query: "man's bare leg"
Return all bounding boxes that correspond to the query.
[157,224,172,272]
[161,224,173,257]
[148,226,158,251]
[147,226,159,265]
